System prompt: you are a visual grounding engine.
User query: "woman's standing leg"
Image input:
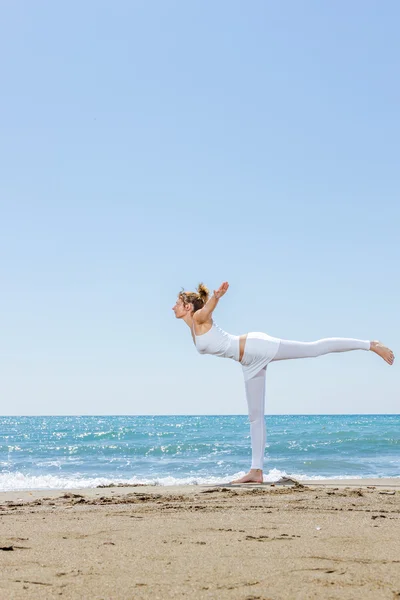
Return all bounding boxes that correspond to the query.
[231,366,267,484]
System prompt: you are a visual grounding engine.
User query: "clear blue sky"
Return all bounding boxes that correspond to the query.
[1,1,398,415]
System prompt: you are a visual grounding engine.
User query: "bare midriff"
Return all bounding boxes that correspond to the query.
[239,334,248,362]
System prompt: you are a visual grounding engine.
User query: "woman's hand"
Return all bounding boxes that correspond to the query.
[195,282,229,323]
[214,282,229,299]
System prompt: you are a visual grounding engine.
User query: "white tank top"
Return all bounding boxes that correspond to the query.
[192,319,240,362]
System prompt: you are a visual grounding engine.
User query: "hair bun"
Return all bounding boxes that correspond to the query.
[197,282,209,302]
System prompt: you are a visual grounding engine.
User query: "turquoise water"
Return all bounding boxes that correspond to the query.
[0,415,399,491]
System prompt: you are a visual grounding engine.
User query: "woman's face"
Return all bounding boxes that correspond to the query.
[172,297,190,319]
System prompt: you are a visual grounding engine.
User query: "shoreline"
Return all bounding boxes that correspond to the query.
[1,477,399,503]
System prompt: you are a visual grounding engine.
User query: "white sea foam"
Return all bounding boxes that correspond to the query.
[0,469,383,492]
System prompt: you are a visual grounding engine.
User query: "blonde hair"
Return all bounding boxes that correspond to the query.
[179,282,209,313]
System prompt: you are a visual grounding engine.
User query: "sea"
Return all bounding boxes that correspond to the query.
[0,415,399,492]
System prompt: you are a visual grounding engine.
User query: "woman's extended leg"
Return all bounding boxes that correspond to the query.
[272,338,394,364]
[231,366,267,484]
[272,337,371,361]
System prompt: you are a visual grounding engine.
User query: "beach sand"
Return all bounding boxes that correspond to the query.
[1,479,399,599]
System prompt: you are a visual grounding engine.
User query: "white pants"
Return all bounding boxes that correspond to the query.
[245,337,371,470]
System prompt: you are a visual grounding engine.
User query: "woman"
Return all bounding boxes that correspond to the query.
[172,282,394,484]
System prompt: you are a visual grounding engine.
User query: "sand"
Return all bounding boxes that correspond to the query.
[1,479,399,599]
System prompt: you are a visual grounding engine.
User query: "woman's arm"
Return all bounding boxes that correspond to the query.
[194,282,229,323]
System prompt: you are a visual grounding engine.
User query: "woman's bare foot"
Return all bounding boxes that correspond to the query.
[231,469,263,484]
[370,341,395,365]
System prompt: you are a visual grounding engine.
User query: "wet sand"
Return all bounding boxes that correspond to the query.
[1,479,399,599]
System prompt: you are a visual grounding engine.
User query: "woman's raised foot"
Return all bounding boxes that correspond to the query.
[370,341,395,365]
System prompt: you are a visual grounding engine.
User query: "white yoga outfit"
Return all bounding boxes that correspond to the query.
[192,320,370,470]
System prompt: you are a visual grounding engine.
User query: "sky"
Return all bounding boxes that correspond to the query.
[1,1,399,416]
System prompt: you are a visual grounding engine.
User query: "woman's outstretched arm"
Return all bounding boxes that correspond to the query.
[194,282,229,323]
